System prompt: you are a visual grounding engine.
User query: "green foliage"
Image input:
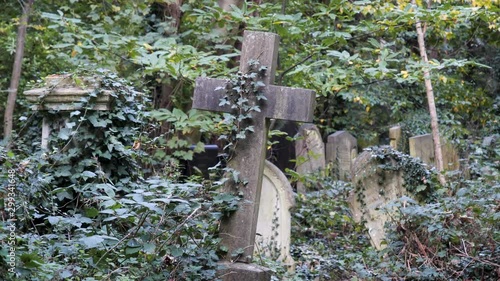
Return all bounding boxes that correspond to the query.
[0,70,239,280]
[286,143,499,280]
[290,178,372,280]
[1,0,499,280]
[217,60,267,150]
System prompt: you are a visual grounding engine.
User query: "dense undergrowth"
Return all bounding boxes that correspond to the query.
[0,71,499,280]
[285,141,499,280]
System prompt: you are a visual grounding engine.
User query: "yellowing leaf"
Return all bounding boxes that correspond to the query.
[143,43,153,52]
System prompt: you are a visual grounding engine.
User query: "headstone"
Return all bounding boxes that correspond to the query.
[482,135,498,148]
[409,134,460,170]
[326,131,358,181]
[295,124,325,193]
[255,160,295,267]
[349,149,406,249]
[389,126,402,150]
[267,121,299,173]
[24,74,111,149]
[192,31,315,280]
[183,145,221,179]
[408,134,434,166]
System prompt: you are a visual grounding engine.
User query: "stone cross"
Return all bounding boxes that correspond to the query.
[192,31,315,277]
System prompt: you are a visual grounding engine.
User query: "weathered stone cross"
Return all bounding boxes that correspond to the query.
[192,31,315,279]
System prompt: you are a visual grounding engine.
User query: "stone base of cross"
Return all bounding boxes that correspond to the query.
[192,31,315,280]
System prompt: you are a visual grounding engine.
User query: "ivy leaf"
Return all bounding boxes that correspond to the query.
[81,171,97,180]
[88,115,109,127]
[143,243,156,254]
[58,128,72,140]
[47,216,61,225]
[80,235,104,248]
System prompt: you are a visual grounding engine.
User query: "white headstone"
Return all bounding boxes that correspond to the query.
[295,124,326,193]
[255,160,295,267]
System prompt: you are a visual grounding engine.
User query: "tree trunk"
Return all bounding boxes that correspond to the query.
[412,0,446,186]
[3,0,35,140]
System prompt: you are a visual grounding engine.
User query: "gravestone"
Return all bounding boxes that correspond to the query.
[267,121,299,173]
[295,124,326,193]
[409,134,460,170]
[326,131,358,181]
[183,145,222,179]
[255,160,295,268]
[192,31,315,281]
[349,149,406,249]
[389,126,402,150]
[24,74,111,149]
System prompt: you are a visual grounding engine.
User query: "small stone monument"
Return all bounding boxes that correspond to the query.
[409,134,460,170]
[349,148,406,249]
[326,131,358,181]
[389,126,402,150]
[295,124,325,193]
[255,160,295,268]
[24,74,111,149]
[192,31,315,281]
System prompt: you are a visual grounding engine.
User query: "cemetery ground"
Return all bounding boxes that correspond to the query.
[0,70,498,280]
[1,1,499,279]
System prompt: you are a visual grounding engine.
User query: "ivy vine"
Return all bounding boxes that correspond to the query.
[215,60,268,186]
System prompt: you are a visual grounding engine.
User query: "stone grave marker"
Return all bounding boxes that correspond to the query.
[389,126,402,150]
[409,134,460,170]
[255,160,295,268]
[192,31,315,281]
[24,74,111,149]
[295,124,326,193]
[349,148,406,249]
[326,131,358,181]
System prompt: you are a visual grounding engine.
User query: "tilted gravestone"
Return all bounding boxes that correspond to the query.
[255,160,295,268]
[409,134,460,170]
[326,131,358,181]
[295,124,326,193]
[349,148,406,249]
[24,74,111,149]
[192,31,315,281]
